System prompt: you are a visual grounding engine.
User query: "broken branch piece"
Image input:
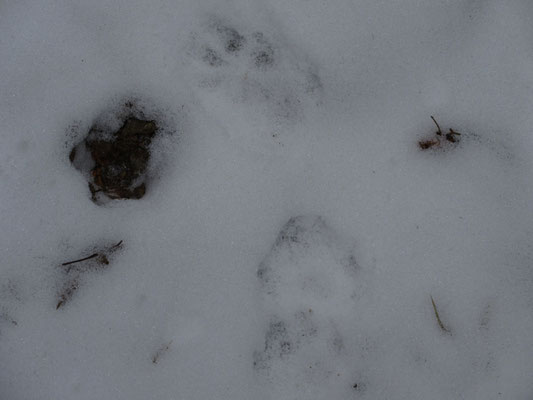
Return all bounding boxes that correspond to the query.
[431,295,451,334]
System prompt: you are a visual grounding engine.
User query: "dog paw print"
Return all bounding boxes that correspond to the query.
[216,24,246,54]
[196,21,274,69]
[188,18,322,137]
[251,32,274,68]
[254,216,366,398]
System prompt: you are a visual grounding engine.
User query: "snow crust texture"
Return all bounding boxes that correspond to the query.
[1,0,533,399]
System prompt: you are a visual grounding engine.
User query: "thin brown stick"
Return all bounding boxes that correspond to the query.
[62,253,99,266]
[430,116,442,136]
[431,296,450,334]
[445,129,462,143]
[152,341,173,364]
[109,240,123,251]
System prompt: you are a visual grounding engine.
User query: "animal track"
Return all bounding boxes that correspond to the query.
[197,20,272,69]
[257,216,359,304]
[254,216,362,398]
[189,18,322,142]
[215,25,246,54]
[251,32,274,68]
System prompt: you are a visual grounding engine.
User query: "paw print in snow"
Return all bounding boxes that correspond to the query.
[254,216,364,399]
[188,18,322,136]
[196,21,273,69]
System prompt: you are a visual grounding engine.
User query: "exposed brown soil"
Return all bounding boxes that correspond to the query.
[70,117,158,202]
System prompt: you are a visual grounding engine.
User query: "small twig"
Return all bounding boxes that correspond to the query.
[152,340,173,364]
[431,296,451,334]
[62,240,122,268]
[430,116,442,136]
[62,253,99,267]
[446,129,461,143]
[109,240,123,251]
[56,240,123,309]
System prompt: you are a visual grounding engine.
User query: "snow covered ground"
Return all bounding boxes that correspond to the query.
[1,0,533,399]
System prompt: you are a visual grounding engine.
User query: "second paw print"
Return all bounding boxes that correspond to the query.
[195,19,276,70]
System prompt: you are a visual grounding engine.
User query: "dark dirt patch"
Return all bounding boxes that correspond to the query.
[70,116,158,203]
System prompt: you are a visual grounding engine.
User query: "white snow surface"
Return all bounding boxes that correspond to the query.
[1,0,533,399]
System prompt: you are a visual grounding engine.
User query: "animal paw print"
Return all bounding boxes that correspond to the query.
[189,18,322,134]
[257,215,359,307]
[195,20,274,70]
[254,216,364,399]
